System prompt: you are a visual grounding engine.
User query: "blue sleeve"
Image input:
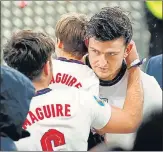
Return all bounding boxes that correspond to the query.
[146,57,153,75]
[146,55,162,89]
[0,137,17,151]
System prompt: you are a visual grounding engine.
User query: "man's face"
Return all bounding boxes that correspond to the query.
[88,37,127,81]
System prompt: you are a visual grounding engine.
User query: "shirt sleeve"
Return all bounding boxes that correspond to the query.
[82,71,100,96]
[143,75,162,111]
[90,95,112,130]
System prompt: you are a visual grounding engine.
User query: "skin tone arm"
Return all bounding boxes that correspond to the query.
[98,41,144,134]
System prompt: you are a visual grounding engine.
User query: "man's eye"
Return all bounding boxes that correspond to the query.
[108,53,116,56]
[93,50,99,54]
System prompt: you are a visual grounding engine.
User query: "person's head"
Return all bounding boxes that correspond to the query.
[3,30,55,86]
[55,13,88,60]
[86,7,133,80]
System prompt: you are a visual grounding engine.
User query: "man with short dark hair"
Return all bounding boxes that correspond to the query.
[85,7,162,150]
[51,11,145,150]
[51,12,145,150]
[3,30,55,82]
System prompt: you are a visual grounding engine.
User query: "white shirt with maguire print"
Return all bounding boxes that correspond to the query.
[49,59,100,96]
[14,86,111,151]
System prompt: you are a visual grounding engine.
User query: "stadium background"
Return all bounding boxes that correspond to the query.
[0,1,162,151]
[1,1,151,69]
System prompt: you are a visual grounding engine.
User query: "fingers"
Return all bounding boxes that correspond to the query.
[127,40,135,53]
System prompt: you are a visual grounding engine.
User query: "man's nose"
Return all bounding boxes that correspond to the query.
[98,55,107,67]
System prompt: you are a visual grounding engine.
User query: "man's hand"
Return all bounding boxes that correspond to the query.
[125,40,140,66]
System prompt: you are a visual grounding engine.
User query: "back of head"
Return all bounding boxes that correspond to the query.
[86,7,133,45]
[55,13,88,58]
[3,30,55,81]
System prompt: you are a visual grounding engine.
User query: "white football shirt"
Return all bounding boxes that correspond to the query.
[99,70,162,150]
[15,85,111,151]
[49,58,99,96]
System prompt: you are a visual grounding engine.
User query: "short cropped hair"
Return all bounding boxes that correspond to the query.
[3,30,55,80]
[86,7,133,45]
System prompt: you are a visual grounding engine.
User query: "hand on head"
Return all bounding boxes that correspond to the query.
[125,40,140,66]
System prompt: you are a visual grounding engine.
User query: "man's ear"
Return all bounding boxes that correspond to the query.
[124,42,133,58]
[43,61,50,76]
[57,38,63,49]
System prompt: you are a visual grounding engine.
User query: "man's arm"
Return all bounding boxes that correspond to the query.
[94,41,144,134]
[101,67,143,133]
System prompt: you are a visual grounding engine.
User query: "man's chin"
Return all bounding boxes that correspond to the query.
[95,72,110,81]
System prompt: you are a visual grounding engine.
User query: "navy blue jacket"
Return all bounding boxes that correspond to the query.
[0,66,35,150]
[146,54,162,89]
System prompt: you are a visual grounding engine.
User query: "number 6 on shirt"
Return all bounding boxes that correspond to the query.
[40,129,66,151]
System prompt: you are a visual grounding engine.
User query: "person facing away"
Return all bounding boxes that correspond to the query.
[85,6,162,150]
[3,30,143,151]
[0,65,35,151]
[49,13,99,96]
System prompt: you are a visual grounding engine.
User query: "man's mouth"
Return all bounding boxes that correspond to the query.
[98,67,109,72]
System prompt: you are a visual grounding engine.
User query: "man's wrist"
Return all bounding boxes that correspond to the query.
[127,58,146,70]
[128,66,141,72]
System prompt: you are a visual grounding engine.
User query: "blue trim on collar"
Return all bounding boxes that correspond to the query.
[57,57,84,65]
[34,88,52,97]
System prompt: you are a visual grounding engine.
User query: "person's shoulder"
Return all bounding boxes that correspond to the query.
[50,86,80,95]
[52,59,71,66]
[146,54,162,70]
[140,71,162,116]
[141,70,153,79]
[149,54,162,64]
[78,89,106,107]
[1,65,32,85]
[83,66,98,82]
[33,87,83,106]
[52,59,65,65]
[57,87,98,108]
[49,85,91,99]
[141,70,160,86]
[75,88,94,99]
[140,71,162,104]
[70,89,98,107]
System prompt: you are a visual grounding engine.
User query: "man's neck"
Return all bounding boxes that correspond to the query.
[58,50,82,61]
[32,80,49,92]
[110,67,122,80]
